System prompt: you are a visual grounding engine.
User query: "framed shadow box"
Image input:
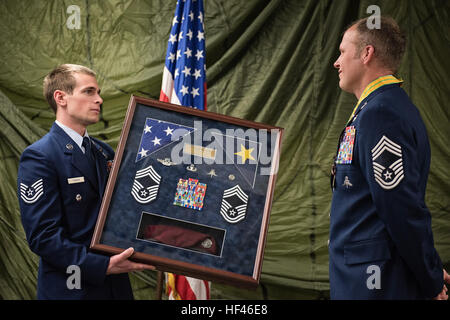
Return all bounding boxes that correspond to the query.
[90,95,283,288]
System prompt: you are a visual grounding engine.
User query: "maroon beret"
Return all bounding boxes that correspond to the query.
[144,224,217,255]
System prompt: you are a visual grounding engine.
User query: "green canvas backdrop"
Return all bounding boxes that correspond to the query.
[0,0,448,299]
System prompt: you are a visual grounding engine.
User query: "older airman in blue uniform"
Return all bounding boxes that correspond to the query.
[17,64,152,299]
[329,17,449,299]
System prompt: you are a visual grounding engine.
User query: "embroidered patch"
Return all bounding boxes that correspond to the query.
[20,179,44,204]
[220,185,249,224]
[371,135,404,190]
[173,178,207,211]
[131,165,161,204]
[336,126,356,164]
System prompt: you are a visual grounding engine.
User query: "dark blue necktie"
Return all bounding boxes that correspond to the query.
[82,136,96,168]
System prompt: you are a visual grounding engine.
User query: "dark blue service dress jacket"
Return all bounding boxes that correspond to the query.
[329,84,444,299]
[17,123,133,299]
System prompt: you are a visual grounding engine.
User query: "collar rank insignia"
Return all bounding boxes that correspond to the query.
[220,185,249,224]
[131,165,161,204]
[20,179,44,204]
[371,135,404,190]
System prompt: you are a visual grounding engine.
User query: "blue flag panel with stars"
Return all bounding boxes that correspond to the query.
[135,118,195,162]
[163,0,206,110]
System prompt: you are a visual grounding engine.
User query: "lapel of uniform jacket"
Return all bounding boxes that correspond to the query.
[51,123,99,191]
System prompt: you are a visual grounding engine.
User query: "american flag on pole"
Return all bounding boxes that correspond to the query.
[160,0,206,110]
[160,0,210,300]
[166,272,210,300]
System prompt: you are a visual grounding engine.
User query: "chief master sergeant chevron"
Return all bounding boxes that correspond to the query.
[17,64,153,299]
[329,17,449,299]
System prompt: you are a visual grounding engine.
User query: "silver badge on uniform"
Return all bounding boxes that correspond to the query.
[131,165,161,204]
[220,185,249,224]
[371,135,404,190]
[342,176,353,189]
[20,178,44,204]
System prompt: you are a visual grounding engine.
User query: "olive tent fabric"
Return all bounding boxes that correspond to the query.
[0,0,449,299]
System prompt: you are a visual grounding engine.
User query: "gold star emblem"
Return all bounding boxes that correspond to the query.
[234,144,255,163]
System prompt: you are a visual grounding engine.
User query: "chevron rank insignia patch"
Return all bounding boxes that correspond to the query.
[131,165,161,204]
[371,135,404,190]
[20,179,44,204]
[220,185,249,224]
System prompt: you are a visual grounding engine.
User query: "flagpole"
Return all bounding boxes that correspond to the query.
[157,0,210,300]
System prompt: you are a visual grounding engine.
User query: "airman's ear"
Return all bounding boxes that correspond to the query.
[362,45,375,65]
[53,90,67,107]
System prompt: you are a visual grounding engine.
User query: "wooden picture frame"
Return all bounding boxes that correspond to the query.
[90,95,283,288]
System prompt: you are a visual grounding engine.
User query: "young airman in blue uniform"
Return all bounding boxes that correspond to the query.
[17,64,153,299]
[329,17,449,299]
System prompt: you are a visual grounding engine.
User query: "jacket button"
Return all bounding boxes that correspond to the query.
[76,194,82,202]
